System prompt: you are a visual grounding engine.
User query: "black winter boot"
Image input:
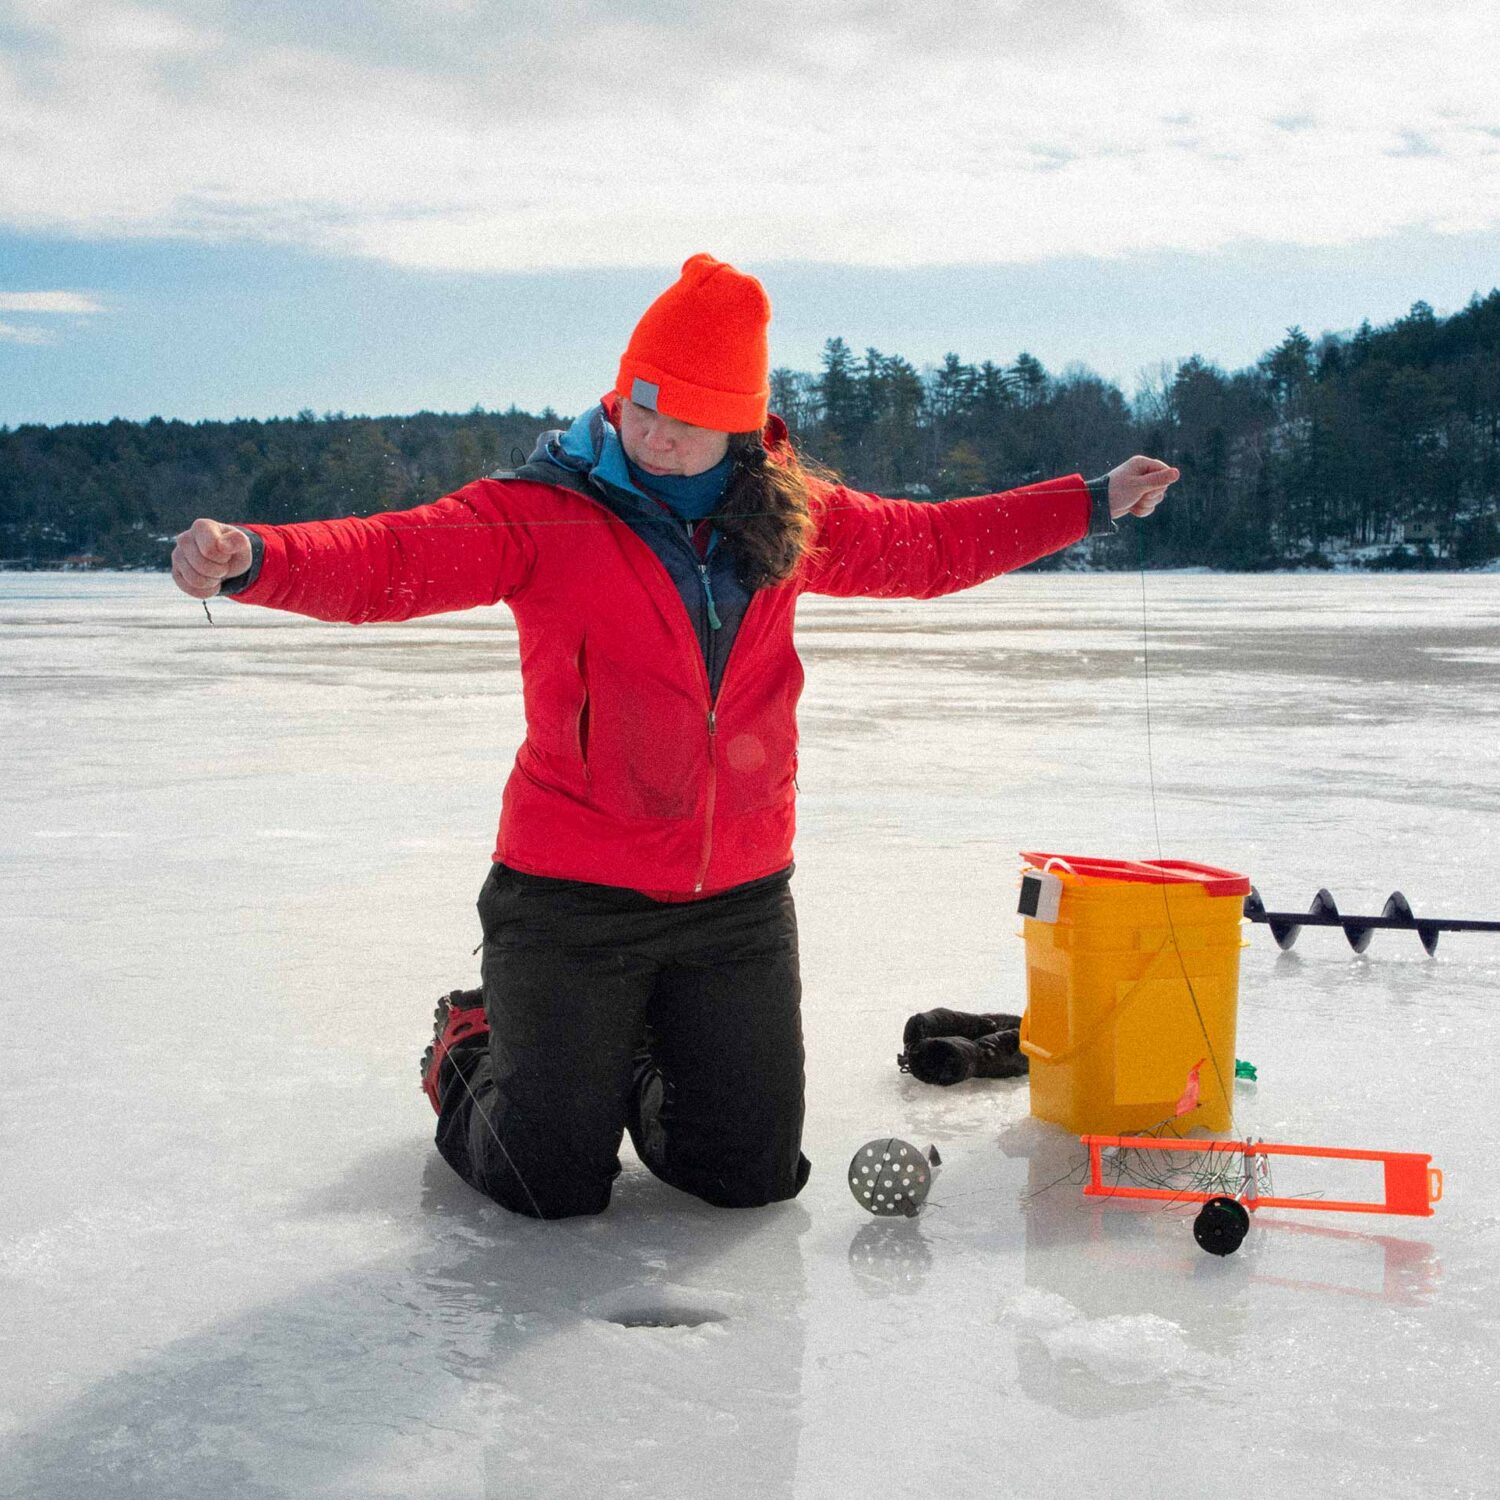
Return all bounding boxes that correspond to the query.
[900,1007,1022,1054]
[901,1028,1028,1086]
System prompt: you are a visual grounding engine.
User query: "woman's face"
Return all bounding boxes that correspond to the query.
[618,398,731,477]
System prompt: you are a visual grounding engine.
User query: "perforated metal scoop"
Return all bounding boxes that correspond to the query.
[848,1138,940,1216]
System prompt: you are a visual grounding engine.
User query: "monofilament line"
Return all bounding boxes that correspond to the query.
[1136,522,1238,1136]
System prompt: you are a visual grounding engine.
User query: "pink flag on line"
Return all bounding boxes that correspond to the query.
[1175,1058,1206,1116]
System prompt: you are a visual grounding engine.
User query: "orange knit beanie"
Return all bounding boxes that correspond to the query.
[615,253,771,432]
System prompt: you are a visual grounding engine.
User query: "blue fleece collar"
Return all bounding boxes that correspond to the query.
[545,405,731,520]
[625,453,734,520]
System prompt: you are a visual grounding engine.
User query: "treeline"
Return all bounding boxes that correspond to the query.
[773,290,1500,569]
[0,406,551,569]
[3,292,1498,570]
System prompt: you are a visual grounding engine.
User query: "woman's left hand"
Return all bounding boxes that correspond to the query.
[1107,456,1180,519]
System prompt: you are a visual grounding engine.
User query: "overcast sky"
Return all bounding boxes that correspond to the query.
[3,0,1499,423]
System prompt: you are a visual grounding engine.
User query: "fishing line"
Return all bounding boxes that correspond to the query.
[181,474,1090,572]
[179,494,881,619]
[1135,519,1241,1143]
[442,1034,549,1221]
[1022,509,1248,1212]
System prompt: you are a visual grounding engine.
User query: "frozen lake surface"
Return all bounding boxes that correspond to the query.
[3,570,1498,1498]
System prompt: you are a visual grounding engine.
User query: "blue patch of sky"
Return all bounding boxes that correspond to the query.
[3,228,1499,427]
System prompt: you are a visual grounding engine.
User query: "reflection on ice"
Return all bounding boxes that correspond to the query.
[846,1220,935,1298]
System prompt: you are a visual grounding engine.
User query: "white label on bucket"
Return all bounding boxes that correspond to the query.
[1019,871,1063,923]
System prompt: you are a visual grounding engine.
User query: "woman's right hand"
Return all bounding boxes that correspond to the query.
[172,519,252,598]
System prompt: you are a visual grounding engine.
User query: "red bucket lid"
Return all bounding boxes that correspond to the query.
[1021,852,1250,899]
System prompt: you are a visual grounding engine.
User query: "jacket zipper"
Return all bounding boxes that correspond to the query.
[694,707,718,893]
[698,561,721,692]
[690,523,724,692]
[696,555,723,629]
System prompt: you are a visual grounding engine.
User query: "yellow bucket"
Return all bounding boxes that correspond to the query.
[1017,852,1249,1136]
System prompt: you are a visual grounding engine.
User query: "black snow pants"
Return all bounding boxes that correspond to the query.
[434,862,811,1219]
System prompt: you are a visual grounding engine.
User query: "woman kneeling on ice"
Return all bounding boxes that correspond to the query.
[171,254,1178,1220]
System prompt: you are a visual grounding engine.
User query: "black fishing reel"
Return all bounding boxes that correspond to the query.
[1193,1196,1251,1256]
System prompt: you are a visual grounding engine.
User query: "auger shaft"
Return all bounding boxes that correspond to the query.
[1244,887,1500,954]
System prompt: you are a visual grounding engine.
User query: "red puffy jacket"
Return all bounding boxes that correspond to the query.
[234,467,1089,897]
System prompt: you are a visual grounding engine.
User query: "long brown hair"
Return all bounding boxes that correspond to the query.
[714,431,829,589]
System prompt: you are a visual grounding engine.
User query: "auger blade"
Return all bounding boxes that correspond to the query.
[1346,922,1374,953]
[1246,886,1301,949]
[1311,887,1372,952]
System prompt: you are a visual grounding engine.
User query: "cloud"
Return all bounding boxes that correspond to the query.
[0,291,105,313]
[2,1,1499,271]
[0,288,105,345]
[0,319,52,344]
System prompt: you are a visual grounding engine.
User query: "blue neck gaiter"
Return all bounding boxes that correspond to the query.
[624,452,735,521]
